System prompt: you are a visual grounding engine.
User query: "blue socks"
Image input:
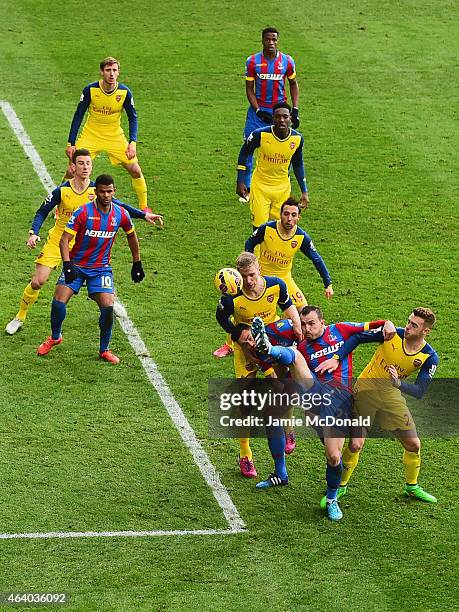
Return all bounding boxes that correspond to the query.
[99,306,114,352]
[269,345,296,366]
[266,425,287,480]
[326,461,343,500]
[51,299,66,339]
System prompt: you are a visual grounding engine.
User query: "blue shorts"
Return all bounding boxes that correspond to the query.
[57,265,115,296]
[305,380,353,436]
[243,106,271,139]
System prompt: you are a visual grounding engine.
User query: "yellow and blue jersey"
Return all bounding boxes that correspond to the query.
[31,180,148,244]
[245,220,332,286]
[216,276,292,338]
[237,126,307,192]
[67,81,138,145]
[337,327,439,398]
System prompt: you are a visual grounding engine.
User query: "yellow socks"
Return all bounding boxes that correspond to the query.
[17,283,40,320]
[239,438,252,460]
[403,450,421,485]
[131,175,148,209]
[340,447,361,486]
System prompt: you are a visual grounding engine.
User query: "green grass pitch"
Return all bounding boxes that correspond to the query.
[0,0,457,610]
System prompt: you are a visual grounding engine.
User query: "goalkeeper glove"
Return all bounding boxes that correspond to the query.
[291,107,300,129]
[256,109,272,124]
[63,261,77,284]
[131,260,145,283]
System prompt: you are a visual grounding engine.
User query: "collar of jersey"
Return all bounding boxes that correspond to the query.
[271,126,292,142]
[402,336,426,357]
[98,81,119,96]
[275,220,297,241]
[261,51,280,63]
[69,179,91,195]
[241,277,267,300]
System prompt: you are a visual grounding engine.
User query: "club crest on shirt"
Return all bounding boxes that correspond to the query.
[290,142,296,149]
[110,217,117,226]
[116,95,122,102]
[88,194,95,201]
[413,359,423,367]
[267,295,274,303]
[291,241,298,248]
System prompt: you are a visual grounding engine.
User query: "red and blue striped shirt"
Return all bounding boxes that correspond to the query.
[245,51,296,109]
[66,201,135,268]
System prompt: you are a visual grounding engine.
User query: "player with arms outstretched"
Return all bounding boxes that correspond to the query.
[6,150,161,335]
[316,307,439,505]
[216,251,302,477]
[37,174,146,364]
[65,57,150,210]
[237,102,308,229]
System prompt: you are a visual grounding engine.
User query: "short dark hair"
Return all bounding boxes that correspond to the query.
[272,101,291,114]
[72,148,91,163]
[280,197,301,214]
[300,305,324,320]
[412,307,436,328]
[262,27,279,38]
[95,174,115,188]
[100,56,119,71]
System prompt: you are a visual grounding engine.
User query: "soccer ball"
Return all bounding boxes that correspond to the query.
[214,267,243,296]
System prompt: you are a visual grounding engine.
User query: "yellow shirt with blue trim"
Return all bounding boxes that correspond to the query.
[245,220,332,286]
[216,276,292,337]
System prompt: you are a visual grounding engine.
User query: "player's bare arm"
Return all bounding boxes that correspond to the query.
[283,304,302,341]
[59,230,73,262]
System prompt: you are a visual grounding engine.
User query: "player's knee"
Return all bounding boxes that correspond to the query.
[326,451,341,466]
[348,438,364,453]
[126,164,142,178]
[403,437,421,453]
[31,276,46,290]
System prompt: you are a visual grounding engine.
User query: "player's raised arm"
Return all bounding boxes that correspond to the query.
[113,198,163,226]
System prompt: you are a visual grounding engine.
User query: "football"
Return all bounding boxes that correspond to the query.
[214,267,243,296]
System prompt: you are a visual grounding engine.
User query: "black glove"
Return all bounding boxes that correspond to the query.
[63,261,77,284]
[256,109,272,124]
[131,260,145,283]
[291,107,300,129]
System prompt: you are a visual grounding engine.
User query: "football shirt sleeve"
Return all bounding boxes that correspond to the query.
[216,295,236,335]
[298,230,332,287]
[31,187,62,234]
[400,351,439,399]
[245,224,267,252]
[286,55,297,79]
[122,87,138,142]
[335,327,385,360]
[291,138,308,193]
[277,278,293,310]
[67,86,91,145]
[114,197,146,219]
[237,130,262,181]
[120,208,135,235]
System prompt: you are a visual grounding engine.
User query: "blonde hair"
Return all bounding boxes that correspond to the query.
[236,251,258,271]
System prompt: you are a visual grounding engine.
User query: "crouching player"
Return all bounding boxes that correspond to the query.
[251,307,395,521]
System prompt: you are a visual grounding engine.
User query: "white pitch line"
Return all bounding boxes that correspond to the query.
[0,528,244,541]
[0,100,246,538]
